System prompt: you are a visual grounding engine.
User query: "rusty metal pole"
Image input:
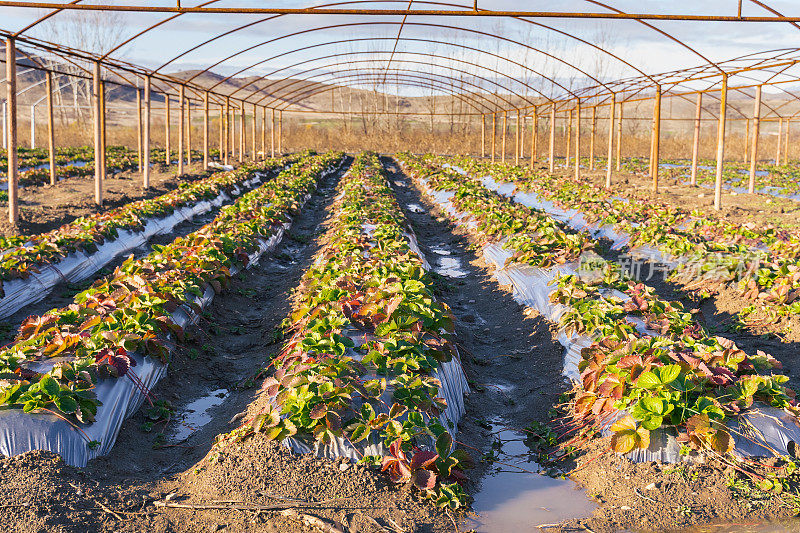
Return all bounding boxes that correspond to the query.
[776,118,782,165]
[187,98,192,166]
[574,100,581,180]
[164,95,170,166]
[178,85,185,175]
[530,107,537,169]
[218,104,223,163]
[650,86,662,193]
[748,85,762,194]
[46,70,55,187]
[589,105,596,171]
[6,37,18,224]
[784,119,790,165]
[101,81,107,179]
[690,92,702,186]
[565,110,572,169]
[520,113,525,160]
[714,74,728,211]
[271,107,275,158]
[224,97,230,165]
[93,61,102,206]
[143,75,151,189]
[278,110,283,154]
[239,103,244,163]
[605,94,616,189]
[514,110,520,165]
[136,86,142,172]
[743,119,750,164]
[203,91,209,169]
[261,107,266,160]
[491,113,496,163]
[251,103,257,161]
[548,105,556,173]
[481,114,485,158]
[615,101,623,171]
[501,111,507,164]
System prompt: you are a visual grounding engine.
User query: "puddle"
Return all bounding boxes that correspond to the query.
[435,255,468,278]
[407,202,425,213]
[467,422,596,532]
[171,388,227,442]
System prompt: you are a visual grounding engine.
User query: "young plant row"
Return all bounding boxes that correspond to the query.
[0,151,341,428]
[399,153,798,458]
[0,154,297,292]
[447,156,800,323]
[222,152,470,509]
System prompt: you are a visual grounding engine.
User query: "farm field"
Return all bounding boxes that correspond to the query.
[5,3,800,533]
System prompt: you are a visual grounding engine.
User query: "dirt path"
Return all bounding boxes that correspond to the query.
[380,157,595,531]
[0,162,212,238]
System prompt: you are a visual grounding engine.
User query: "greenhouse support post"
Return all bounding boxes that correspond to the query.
[615,101,623,171]
[749,85,762,194]
[606,93,616,189]
[690,92,702,186]
[261,106,266,160]
[164,95,170,166]
[270,107,275,158]
[278,110,282,154]
[529,107,537,169]
[100,81,106,179]
[46,71,55,186]
[224,97,230,165]
[714,73,728,211]
[783,119,790,165]
[187,96,192,166]
[143,76,150,189]
[178,84,185,175]
[574,100,581,180]
[743,118,750,164]
[480,114,485,158]
[548,105,555,173]
[136,86,142,172]
[239,103,244,163]
[589,105,596,170]
[514,110,520,165]
[491,112,496,163]
[501,110,506,164]
[565,109,572,169]
[93,60,102,206]
[251,103,256,161]
[218,104,223,163]
[650,85,662,193]
[6,37,18,224]
[203,91,209,169]
[519,110,524,161]
[776,118,782,164]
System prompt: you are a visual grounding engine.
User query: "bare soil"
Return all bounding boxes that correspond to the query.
[0,162,212,238]
[579,166,800,229]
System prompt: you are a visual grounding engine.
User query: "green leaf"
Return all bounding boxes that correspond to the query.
[658,365,681,386]
[636,371,661,389]
[53,395,78,415]
[349,423,370,443]
[39,375,60,397]
[436,432,452,458]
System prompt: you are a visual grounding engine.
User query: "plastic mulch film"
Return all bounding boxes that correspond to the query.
[0,172,272,320]
[413,168,800,462]
[0,166,320,467]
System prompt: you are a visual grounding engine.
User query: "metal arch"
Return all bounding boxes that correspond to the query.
[171,20,591,99]
[256,63,514,112]
[272,71,496,115]
[205,36,559,104]
[271,71,492,114]
[219,50,539,108]
[252,60,520,111]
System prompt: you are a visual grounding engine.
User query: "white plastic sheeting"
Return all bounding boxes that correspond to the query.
[409,164,800,462]
[0,172,273,320]
[0,159,343,467]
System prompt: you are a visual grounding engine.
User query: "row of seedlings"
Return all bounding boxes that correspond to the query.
[444,156,800,327]
[0,151,343,466]
[216,152,472,509]
[398,154,800,479]
[0,153,299,319]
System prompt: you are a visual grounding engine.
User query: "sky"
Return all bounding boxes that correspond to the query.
[3,0,800,101]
